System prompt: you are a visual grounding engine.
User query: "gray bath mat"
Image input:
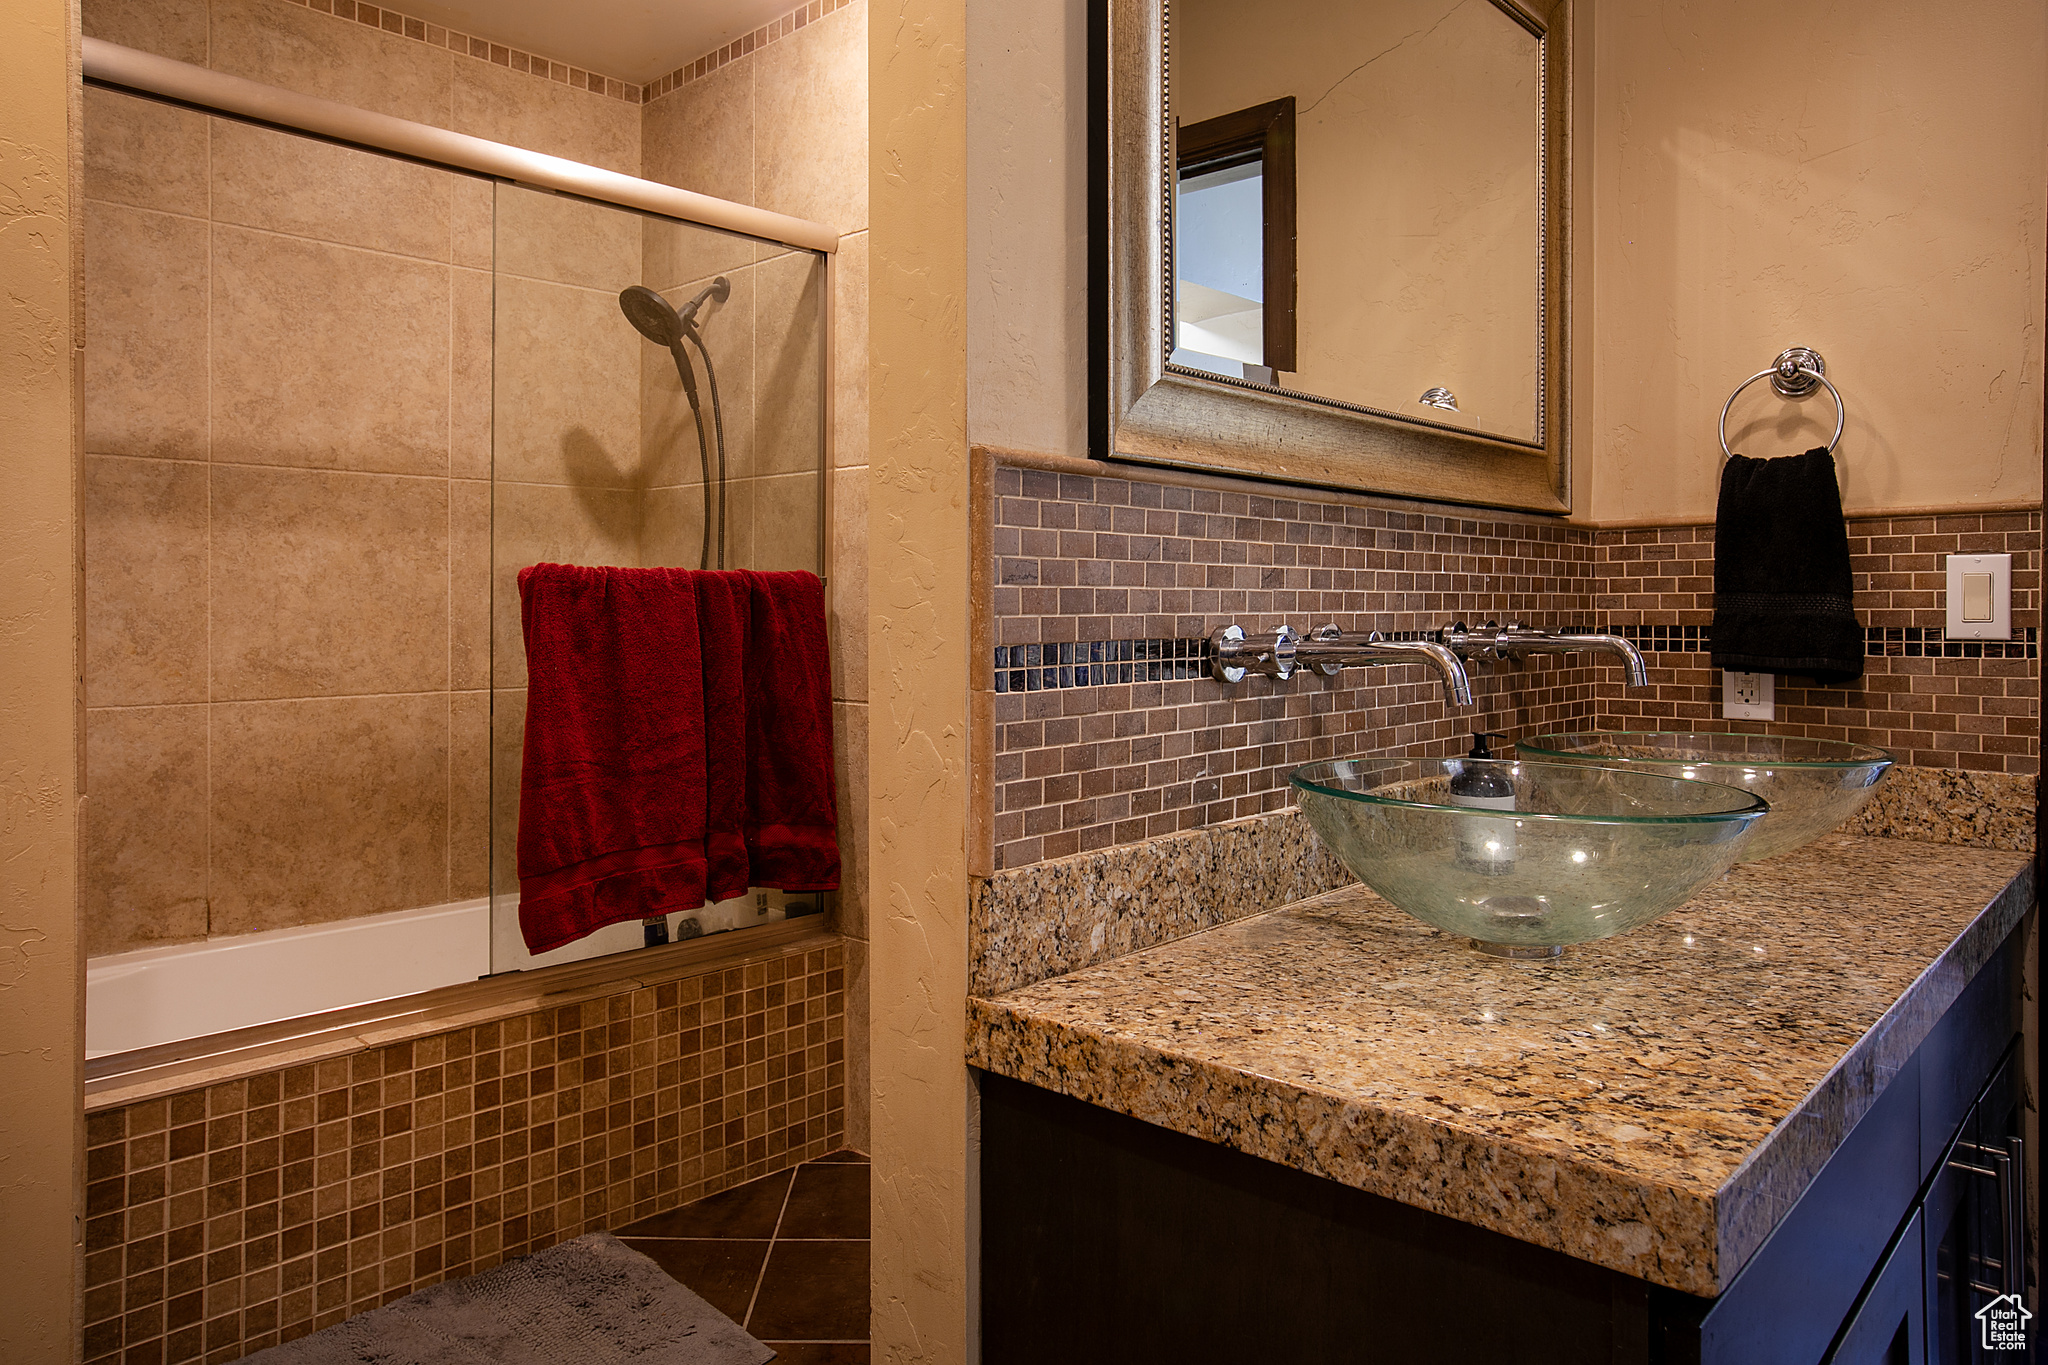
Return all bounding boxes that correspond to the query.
[237,1231,775,1365]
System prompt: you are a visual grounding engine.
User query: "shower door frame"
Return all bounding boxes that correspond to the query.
[81,35,841,610]
[80,39,845,1078]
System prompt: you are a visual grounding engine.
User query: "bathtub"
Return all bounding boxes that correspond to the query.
[86,890,812,1059]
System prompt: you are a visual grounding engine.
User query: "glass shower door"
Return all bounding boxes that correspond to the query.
[488,183,828,975]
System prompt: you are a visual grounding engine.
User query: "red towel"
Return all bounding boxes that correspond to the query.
[515,564,709,954]
[694,570,753,904]
[741,571,841,891]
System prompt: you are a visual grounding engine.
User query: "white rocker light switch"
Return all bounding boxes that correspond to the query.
[1945,554,2010,641]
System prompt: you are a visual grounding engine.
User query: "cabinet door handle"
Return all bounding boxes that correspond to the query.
[1949,1137,2026,1295]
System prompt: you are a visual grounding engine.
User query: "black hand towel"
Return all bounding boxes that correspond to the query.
[1710,446,1863,684]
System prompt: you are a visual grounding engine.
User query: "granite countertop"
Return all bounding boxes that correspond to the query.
[966,833,2033,1297]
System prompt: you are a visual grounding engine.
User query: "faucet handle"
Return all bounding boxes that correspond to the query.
[1309,623,1345,677]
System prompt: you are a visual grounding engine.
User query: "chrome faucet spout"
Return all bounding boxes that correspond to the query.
[1437,621,1649,688]
[1534,630,1649,688]
[1316,635,1475,708]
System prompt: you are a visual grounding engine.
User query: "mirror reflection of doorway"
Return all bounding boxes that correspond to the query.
[1171,96,1297,384]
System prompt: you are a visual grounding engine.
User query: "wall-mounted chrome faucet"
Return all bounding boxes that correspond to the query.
[1437,621,1649,687]
[1206,619,1650,704]
[1209,624,1475,707]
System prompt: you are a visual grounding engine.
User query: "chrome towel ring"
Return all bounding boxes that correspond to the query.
[1718,346,1845,459]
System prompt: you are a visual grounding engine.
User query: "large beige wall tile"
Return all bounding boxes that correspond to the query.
[643,215,757,298]
[82,0,207,62]
[84,456,207,708]
[832,232,869,469]
[211,466,450,699]
[643,338,704,495]
[452,268,493,479]
[451,690,491,901]
[493,274,641,486]
[212,226,451,474]
[208,0,453,126]
[642,61,755,212]
[755,249,827,477]
[84,88,206,217]
[716,476,756,569]
[645,268,755,491]
[496,182,642,290]
[452,175,493,270]
[209,694,451,931]
[828,465,867,702]
[642,484,710,570]
[753,0,868,233]
[84,202,208,460]
[83,705,209,956]
[490,482,642,687]
[831,699,868,940]
[210,118,454,261]
[451,479,491,690]
[749,472,820,573]
[451,59,639,175]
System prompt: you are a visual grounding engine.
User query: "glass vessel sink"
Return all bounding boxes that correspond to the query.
[1516,732,1893,864]
[1291,757,1766,958]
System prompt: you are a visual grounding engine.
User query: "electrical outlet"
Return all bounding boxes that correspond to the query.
[1722,670,1774,721]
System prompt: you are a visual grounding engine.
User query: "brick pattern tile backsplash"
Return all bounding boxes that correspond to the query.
[987,464,2039,871]
[988,466,1606,869]
[1593,513,2041,771]
[83,942,846,1365]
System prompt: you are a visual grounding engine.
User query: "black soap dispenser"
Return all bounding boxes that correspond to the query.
[1450,731,1516,876]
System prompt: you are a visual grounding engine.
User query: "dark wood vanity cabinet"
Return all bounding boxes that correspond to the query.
[977,915,2032,1365]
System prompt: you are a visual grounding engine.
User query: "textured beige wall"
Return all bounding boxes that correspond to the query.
[1582,0,2045,522]
[870,0,972,1357]
[0,0,84,1357]
[964,0,1088,457]
[1175,0,1542,438]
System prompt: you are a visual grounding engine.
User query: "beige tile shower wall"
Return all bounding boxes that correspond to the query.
[83,93,477,956]
[80,0,645,958]
[642,0,870,1148]
[986,461,1604,871]
[1593,512,2041,775]
[83,940,847,1365]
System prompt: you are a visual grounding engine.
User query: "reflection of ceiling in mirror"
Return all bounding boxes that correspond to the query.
[1173,0,1542,441]
[1174,163,1266,374]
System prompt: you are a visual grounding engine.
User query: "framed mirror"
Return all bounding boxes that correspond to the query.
[1094,0,1572,512]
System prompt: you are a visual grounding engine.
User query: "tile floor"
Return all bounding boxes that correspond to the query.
[615,1149,871,1363]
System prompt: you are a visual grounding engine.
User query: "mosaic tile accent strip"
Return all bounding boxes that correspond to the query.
[988,624,2039,694]
[642,0,860,102]
[279,0,644,102]
[993,638,1209,692]
[82,943,847,1365]
[1612,623,2039,661]
[969,805,1353,997]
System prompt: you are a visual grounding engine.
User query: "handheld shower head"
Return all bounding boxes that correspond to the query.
[621,277,732,572]
[618,285,683,347]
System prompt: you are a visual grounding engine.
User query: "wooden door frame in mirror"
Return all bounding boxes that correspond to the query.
[1092,0,1572,513]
